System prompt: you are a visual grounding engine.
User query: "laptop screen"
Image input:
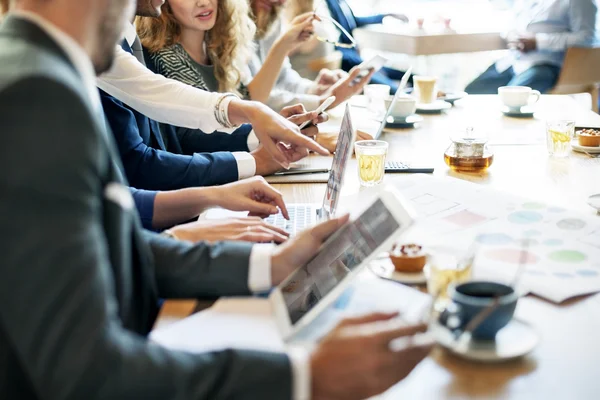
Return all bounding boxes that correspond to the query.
[322,104,356,216]
[280,197,400,325]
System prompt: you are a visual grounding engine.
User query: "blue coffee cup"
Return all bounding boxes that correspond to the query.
[439,281,518,340]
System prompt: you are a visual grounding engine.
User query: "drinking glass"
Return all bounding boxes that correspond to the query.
[546,120,575,157]
[426,247,473,311]
[355,140,388,187]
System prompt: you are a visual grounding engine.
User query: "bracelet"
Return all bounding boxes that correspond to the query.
[214,93,240,129]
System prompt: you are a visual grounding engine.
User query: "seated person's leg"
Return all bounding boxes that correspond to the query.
[508,64,561,94]
[465,63,514,94]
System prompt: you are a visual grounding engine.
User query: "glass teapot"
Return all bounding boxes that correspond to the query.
[444,127,494,172]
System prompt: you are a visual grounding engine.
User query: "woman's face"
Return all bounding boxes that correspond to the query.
[168,0,218,33]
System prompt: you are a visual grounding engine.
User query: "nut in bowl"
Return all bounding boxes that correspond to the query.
[389,244,428,273]
[577,129,600,147]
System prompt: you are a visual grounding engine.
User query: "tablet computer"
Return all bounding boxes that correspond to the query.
[269,186,416,339]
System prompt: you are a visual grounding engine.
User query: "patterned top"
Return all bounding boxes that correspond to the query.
[150,43,250,98]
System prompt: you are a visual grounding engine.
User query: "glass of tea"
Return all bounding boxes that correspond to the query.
[546,120,575,157]
[426,247,474,311]
[355,140,388,186]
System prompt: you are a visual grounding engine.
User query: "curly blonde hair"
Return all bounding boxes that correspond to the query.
[136,0,256,94]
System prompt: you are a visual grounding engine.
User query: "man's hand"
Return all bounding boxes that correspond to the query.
[321,66,376,110]
[252,105,329,176]
[209,176,289,219]
[317,129,373,153]
[310,313,434,400]
[508,35,537,53]
[270,214,349,284]
[312,69,348,95]
[228,100,329,169]
[169,217,289,244]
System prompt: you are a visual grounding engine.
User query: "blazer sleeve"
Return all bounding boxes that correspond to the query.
[173,123,252,154]
[100,89,240,190]
[354,14,386,28]
[130,187,157,230]
[0,77,293,400]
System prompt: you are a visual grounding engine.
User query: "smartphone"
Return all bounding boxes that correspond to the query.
[298,96,336,130]
[356,55,388,78]
[384,161,434,174]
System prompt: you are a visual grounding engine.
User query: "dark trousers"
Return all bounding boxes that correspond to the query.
[465,63,561,94]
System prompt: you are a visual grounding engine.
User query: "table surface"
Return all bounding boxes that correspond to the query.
[156,95,600,399]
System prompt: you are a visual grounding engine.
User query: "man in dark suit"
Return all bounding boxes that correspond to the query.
[0,0,432,398]
[325,0,410,94]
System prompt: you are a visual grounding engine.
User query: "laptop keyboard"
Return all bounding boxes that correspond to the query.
[266,204,316,235]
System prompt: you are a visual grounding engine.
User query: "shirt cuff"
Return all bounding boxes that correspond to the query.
[288,346,311,400]
[232,152,256,180]
[248,243,275,293]
[247,129,260,151]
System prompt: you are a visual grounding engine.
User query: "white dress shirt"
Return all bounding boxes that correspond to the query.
[496,0,598,74]
[248,19,321,111]
[14,11,309,398]
[99,23,257,180]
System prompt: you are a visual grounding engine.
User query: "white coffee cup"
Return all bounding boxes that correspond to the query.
[498,86,541,110]
[385,96,417,119]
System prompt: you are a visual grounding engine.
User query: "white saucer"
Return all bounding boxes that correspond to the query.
[572,141,600,154]
[502,105,535,118]
[369,257,427,285]
[431,319,540,363]
[386,114,424,128]
[416,100,452,113]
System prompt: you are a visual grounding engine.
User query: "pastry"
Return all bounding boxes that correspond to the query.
[389,244,427,273]
[577,129,600,147]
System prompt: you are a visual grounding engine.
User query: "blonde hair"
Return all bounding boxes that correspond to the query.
[136,0,256,94]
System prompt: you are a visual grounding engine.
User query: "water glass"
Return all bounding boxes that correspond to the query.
[355,140,388,186]
[546,120,575,157]
[426,247,473,311]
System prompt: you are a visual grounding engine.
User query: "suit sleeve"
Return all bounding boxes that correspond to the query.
[174,123,252,154]
[535,0,597,51]
[354,14,386,28]
[100,89,239,190]
[0,77,293,400]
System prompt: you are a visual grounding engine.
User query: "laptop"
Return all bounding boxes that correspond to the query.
[269,185,417,341]
[373,67,413,140]
[265,103,356,234]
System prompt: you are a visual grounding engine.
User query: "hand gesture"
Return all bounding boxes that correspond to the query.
[310,313,434,400]
[168,217,289,244]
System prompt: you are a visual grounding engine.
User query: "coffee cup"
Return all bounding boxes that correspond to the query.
[498,86,540,110]
[413,76,437,104]
[384,96,417,119]
[439,281,518,340]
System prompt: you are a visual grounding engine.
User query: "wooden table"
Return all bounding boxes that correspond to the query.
[353,25,505,56]
[157,95,600,399]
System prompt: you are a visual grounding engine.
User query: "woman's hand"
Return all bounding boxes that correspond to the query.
[169,217,289,244]
[209,176,289,219]
[277,12,319,53]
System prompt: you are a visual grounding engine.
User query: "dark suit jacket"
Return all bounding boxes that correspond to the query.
[0,16,292,399]
[99,40,252,191]
[325,0,386,67]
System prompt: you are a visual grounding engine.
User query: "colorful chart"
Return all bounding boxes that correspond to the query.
[476,233,513,245]
[556,218,587,230]
[522,202,546,210]
[444,210,488,228]
[507,211,544,224]
[548,250,587,263]
[484,248,539,265]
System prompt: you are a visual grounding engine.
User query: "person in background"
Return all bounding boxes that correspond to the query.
[138,0,317,105]
[0,2,433,398]
[324,0,410,94]
[465,0,598,94]
[248,0,374,111]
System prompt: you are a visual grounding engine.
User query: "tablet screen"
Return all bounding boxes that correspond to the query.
[280,198,400,324]
[323,104,355,216]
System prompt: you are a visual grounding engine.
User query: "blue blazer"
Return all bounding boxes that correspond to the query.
[100,40,250,191]
[325,0,386,65]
